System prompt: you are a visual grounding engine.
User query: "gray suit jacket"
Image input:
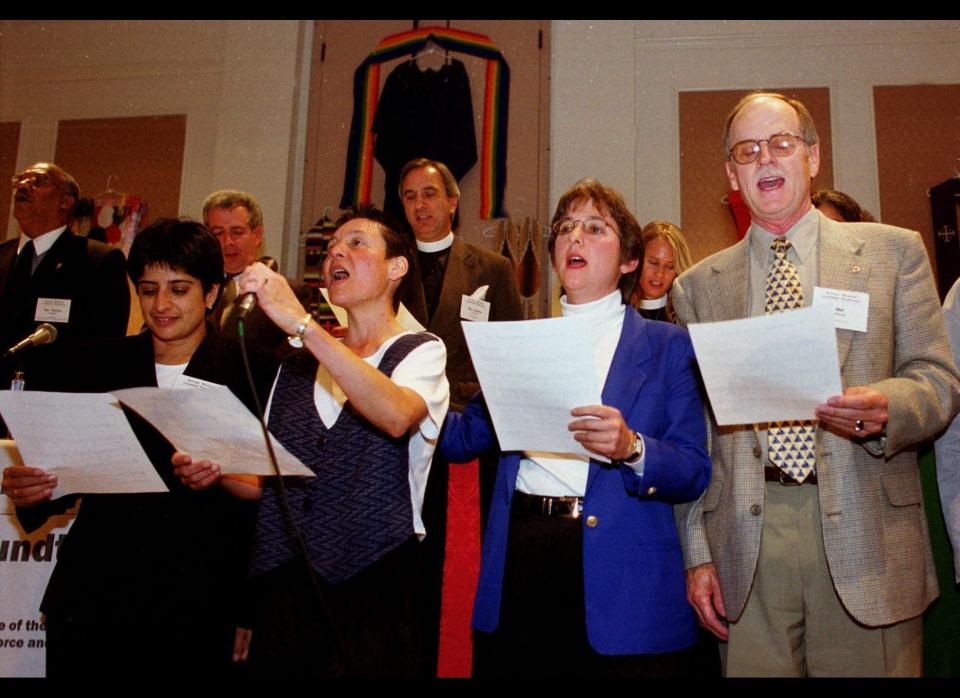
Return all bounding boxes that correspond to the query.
[673,211,960,627]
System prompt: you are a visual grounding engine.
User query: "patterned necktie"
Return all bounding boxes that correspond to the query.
[765,238,816,482]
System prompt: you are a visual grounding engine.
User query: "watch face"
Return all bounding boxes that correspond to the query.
[287,335,304,349]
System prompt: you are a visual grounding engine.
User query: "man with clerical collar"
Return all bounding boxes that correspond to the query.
[672,92,960,676]
[398,158,522,676]
[398,158,522,407]
[202,189,313,355]
[0,162,129,391]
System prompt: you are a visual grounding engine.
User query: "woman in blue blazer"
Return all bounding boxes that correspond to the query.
[441,178,710,677]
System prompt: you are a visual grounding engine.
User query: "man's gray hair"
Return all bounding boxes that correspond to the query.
[201,189,263,230]
[398,158,461,199]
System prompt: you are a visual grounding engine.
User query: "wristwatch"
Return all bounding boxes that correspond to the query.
[287,312,313,348]
[623,430,643,464]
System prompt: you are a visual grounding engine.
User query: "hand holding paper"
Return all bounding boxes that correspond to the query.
[569,404,636,461]
[816,385,889,438]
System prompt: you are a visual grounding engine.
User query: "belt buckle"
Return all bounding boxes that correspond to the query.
[557,496,581,519]
[542,496,582,519]
[571,498,582,519]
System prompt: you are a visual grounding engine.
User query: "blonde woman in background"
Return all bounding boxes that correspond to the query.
[630,221,691,324]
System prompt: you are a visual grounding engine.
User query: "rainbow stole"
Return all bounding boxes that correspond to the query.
[340,26,510,219]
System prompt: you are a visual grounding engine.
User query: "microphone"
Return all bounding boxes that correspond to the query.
[235,257,279,319]
[236,293,257,319]
[4,323,58,358]
[236,256,283,319]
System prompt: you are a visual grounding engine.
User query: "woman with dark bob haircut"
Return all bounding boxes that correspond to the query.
[441,179,711,677]
[2,218,279,678]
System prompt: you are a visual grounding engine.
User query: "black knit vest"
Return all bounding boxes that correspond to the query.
[250,332,437,583]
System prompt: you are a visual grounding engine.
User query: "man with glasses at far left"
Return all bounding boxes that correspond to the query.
[1,163,129,394]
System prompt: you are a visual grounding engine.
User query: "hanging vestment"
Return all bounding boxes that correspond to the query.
[931,177,960,300]
[372,58,477,223]
[341,26,510,220]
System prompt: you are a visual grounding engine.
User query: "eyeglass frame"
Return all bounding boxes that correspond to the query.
[727,132,811,165]
[551,216,618,237]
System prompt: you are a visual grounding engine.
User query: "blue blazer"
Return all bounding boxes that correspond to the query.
[441,308,710,655]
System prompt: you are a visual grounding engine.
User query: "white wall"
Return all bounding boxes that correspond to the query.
[6,20,959,279]
[0,19,308,274]
[551,19,960,227]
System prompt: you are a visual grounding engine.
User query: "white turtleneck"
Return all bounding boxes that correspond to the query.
[516,289,644,497]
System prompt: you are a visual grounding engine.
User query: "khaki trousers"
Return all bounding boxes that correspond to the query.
[723,481,923,677]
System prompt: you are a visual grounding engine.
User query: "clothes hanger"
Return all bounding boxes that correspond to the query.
[95,174,122,202]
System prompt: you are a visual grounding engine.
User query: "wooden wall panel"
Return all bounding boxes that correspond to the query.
[54,115,187,225]
[874,84,960,278]
[1,122,23,241]
[679,88,834,265]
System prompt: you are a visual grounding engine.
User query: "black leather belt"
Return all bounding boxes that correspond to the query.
[764,465,817,485]
[513,491,583,519]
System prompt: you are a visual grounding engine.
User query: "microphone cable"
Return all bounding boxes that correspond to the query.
[236,316,351,674]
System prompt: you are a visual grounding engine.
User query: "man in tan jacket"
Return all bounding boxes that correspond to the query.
[673,92,960,676]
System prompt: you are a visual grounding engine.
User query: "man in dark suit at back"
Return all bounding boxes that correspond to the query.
[0,162,129,392]
[202,189,314,356]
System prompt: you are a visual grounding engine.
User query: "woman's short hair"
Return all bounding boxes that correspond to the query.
[548,178,643,302]
[334,205,417,311]
[127,218,224,294]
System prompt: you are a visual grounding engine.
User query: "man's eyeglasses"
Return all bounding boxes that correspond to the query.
[728,133,808,165]
[552,217,614,236]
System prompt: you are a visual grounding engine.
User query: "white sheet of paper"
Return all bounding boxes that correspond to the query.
[112,386,314,477]
[0,391,166,497]
[320,287,425,332]
[812,286,869,332]
[461,316,605,460]
[687,304,843,426]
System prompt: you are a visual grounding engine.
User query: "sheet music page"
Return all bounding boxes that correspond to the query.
[687,304,843,426]
[462,316,605,460]
[0,391,166,496]
[113,385,314,477]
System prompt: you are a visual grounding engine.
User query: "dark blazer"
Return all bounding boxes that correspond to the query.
[17,329,279,675]
[212,275,315,357]
[441,308,711,655]
[0,230,130,391]
[403,237,522,409]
